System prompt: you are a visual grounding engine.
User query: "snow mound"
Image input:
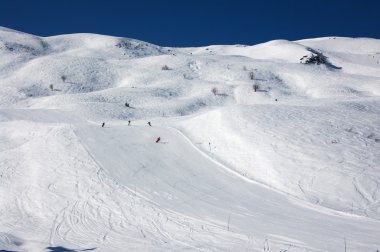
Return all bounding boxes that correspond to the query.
[298,37,380,77]
[46,33,167,58]
[188,39,312,63]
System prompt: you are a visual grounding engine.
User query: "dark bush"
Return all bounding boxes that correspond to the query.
[211,87,218,95]
[253,84,259,92]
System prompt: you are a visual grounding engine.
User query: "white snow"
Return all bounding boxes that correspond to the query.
[0,27,380,252]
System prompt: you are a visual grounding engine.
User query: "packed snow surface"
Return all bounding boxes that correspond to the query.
[0,27,380,251]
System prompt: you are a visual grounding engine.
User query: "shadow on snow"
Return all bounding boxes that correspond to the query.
[45,246,96,252]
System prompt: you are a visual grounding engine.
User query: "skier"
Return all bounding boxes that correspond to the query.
[125,102,130,107]
[147,122,152,126]
[155,137,161,143]
[102,122,105,128]
[128,120,131,126]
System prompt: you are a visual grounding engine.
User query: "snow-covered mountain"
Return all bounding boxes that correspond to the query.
[1,27,380,252]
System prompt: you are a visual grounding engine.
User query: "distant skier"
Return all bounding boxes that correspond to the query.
[147,122,152,126]
[102,122,105,128]
[155,137,161,143]
[125,102,130,107]
[128,120,131,126]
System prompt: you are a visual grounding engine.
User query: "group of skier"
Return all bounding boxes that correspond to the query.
[101,121,160,143]
[100,101,161,141]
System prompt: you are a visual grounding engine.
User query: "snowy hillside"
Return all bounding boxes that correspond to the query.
[0,27,380,252]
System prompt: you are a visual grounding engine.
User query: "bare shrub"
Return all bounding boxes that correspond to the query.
[249,71,255,80]
[211,87,218,95]
[253,84,259,92]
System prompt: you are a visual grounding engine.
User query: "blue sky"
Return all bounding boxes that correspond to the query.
[1,0,379,46]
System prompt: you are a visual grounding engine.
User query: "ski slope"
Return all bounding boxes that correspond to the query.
[0,27,380,251]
